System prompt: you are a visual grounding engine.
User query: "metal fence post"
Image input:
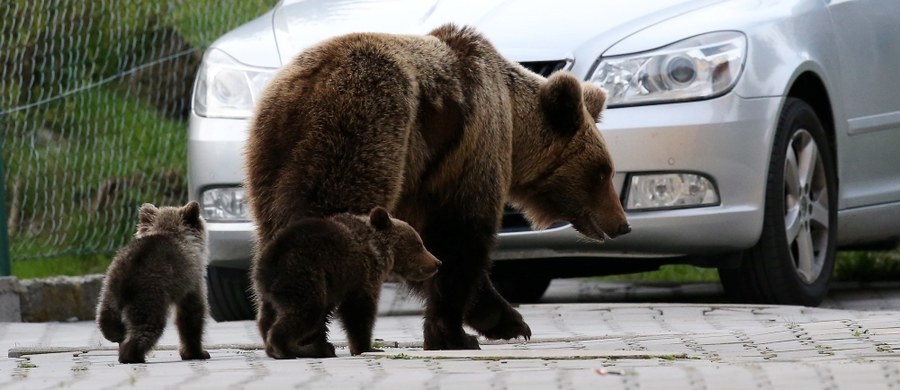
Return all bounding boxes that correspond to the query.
[0,153,9,276]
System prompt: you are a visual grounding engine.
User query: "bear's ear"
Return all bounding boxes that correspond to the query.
[581,83,607,122]
[139,203,158,225]
[369,206,393,230]
[540,71,586,136]
[181,201,202,225]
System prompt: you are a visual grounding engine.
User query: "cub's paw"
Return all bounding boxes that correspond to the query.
[264,343,295,359]
[118,355,146,364]
[180,350,211,360]
[296,342,337,358]
[118,342,147,364]
[351,347,385,355]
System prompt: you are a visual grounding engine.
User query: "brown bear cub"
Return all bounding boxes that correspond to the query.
[252,207,441,359]
[96,201,210,364]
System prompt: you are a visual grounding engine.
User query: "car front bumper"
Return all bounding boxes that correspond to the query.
[188,93,784,267]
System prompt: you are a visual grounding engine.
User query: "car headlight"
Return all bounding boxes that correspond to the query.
[590,31,747,107]
[193,48,277,119]
[625,173,720,211]
[201,187,250,222]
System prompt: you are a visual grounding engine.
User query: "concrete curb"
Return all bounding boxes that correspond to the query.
[0,274,104,323]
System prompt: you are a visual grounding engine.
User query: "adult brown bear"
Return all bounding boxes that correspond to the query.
[245,23,630,350]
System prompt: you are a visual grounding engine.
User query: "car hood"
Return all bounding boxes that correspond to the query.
[272,0,727,64]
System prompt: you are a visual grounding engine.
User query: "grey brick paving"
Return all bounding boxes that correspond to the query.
[3,280,900,388]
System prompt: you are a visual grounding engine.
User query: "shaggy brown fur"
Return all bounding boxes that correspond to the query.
[96,201,210,364]
[245,23,629,350]
[252,207,441,358]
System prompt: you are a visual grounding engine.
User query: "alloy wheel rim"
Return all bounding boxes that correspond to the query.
[783,129,829,284]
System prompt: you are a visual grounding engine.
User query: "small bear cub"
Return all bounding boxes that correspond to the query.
[96,201,210,364]
[253,207,441,359]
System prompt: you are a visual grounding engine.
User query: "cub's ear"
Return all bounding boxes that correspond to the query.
[581,83,607,122]
[369,206,393,230]
[181,201,202,225]
[139,203,158,225]
[540,71,586,136]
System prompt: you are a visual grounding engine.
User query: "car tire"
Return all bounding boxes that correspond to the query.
[491,274,552,303]
[206,266,255,321]
[718,98,837,306]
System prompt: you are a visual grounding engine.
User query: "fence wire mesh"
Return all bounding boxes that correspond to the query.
[1,0,276,267]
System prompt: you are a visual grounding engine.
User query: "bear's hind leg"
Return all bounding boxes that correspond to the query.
[119,302,168,364]
[265,311,304,359]
[256,297,277,342]
[337,290,381,355]
[96,299,126,343]
[266,308,334,359]
[175,291,211,361]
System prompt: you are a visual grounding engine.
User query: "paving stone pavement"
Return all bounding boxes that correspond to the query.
[2,280,900,389]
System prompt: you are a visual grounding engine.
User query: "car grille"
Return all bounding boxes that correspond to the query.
[519,60,568,77]
[501,205,567,233]
[499,60,570,233]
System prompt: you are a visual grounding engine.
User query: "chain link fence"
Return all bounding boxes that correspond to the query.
[1,0,276,271]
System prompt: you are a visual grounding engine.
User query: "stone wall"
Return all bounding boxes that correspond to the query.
[0,275,104,322]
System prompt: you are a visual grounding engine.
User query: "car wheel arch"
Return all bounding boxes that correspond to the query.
[787,71,838,175]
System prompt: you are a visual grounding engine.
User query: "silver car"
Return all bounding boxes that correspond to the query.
[189,0,900,320]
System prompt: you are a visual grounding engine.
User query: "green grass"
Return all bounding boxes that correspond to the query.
[598,264,720,283]
[7,86,187,266]
[834,250,900,282]
[595,248,900,284]
[166,0,277,49]
[11,254,112,280]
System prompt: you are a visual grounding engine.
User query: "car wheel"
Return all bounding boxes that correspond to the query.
[718,98,837,306]
[206,266,254,321]
[491,274,552,304]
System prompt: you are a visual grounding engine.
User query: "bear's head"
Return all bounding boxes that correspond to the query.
[368,207,441,281]
[136,201,208,248]
[515,71,631,243]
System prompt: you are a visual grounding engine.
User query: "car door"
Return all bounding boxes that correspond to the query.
[827,0,900,208]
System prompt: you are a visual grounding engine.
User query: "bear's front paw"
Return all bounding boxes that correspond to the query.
[467,306,532,341]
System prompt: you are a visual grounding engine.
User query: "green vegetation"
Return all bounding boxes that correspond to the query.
[834,250,900,282]
[599,264,720,283]
[11,254,112,280]
[3,0,277,278]
[166,0,278,48]
[597,248,900,284]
